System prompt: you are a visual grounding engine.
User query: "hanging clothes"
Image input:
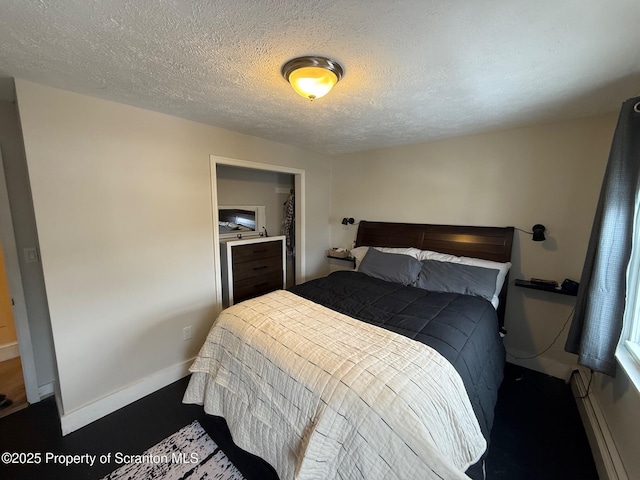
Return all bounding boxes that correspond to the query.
[281,192,295,256]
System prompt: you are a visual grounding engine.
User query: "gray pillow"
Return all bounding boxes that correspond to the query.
[358,248,422,286]
[414,260,499,302]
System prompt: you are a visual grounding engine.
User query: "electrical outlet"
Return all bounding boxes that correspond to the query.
[183,326,192,341]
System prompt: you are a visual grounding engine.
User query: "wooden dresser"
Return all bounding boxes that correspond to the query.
[220,235,286,306]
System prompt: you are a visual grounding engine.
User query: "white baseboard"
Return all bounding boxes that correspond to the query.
[571,369,628,480]
[0,341,20,362]
[60,358,194,436]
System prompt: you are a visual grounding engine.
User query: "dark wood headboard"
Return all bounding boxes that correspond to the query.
[355,221,515,326]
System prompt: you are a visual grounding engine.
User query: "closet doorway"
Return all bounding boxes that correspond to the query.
[0,149,39,407]
[209,156,306,309]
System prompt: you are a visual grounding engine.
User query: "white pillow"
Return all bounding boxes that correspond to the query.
[416,249,511,309]
[350,246,422,270]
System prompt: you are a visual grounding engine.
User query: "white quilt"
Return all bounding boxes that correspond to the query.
[183,290,486,480]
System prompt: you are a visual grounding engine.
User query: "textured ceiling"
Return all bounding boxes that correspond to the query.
[0,1,639,155]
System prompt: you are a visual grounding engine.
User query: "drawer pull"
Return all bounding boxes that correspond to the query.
[253,249,267,254]
[253,265,268,271]
[254,282,269,288]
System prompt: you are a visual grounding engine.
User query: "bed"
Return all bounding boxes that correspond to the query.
[184,221,514,480]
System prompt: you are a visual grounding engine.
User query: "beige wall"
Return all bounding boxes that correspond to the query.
[14,79,331,417]
[330,113,640,476]
[331,114,617,375]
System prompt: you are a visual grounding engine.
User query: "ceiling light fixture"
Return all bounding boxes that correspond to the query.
[281,56,344,101]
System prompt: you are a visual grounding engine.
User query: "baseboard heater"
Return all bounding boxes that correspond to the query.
[570,369,628,480]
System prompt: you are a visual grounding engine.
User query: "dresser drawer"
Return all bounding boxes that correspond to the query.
[233,271,283,303]
[220,236,286,307]
[232,255,283,282]
[231,240,282,265]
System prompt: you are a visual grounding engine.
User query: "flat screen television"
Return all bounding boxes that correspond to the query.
[218,205,266,239]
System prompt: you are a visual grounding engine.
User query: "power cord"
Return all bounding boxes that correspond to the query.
[506,306,595,400]
[506,306,575,360]
[574,369,594,400]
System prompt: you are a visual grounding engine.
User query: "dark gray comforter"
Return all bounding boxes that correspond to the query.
[289,270,505,442]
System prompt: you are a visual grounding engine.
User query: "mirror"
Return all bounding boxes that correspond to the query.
[218,205,266,239]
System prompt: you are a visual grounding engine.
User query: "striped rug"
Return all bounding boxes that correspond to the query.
[102,420,245,480]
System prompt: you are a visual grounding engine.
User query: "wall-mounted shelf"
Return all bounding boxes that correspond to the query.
[515,279,577,297]
[327,254,356,263]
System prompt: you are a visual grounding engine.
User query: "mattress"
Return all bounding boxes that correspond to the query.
[184,290,486,480]
[289,270,506,440]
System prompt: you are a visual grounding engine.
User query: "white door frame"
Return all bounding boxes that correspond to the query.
[209,155,306,309]
[0,149,40,403]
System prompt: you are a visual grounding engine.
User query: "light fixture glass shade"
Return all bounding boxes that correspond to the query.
[282,56,344,101]
[288,66,338,100]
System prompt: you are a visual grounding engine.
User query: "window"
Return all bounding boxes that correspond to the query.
[618,202,640,392]
[623,292,640,366]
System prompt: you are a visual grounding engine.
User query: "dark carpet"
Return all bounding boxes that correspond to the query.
[0,363,597,479]
[485,363,598,480]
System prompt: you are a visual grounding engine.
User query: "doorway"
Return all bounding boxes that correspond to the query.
[209,156,306,309]
[0,241,27,416]
[216,165,296,288]
[0,148,40,414]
